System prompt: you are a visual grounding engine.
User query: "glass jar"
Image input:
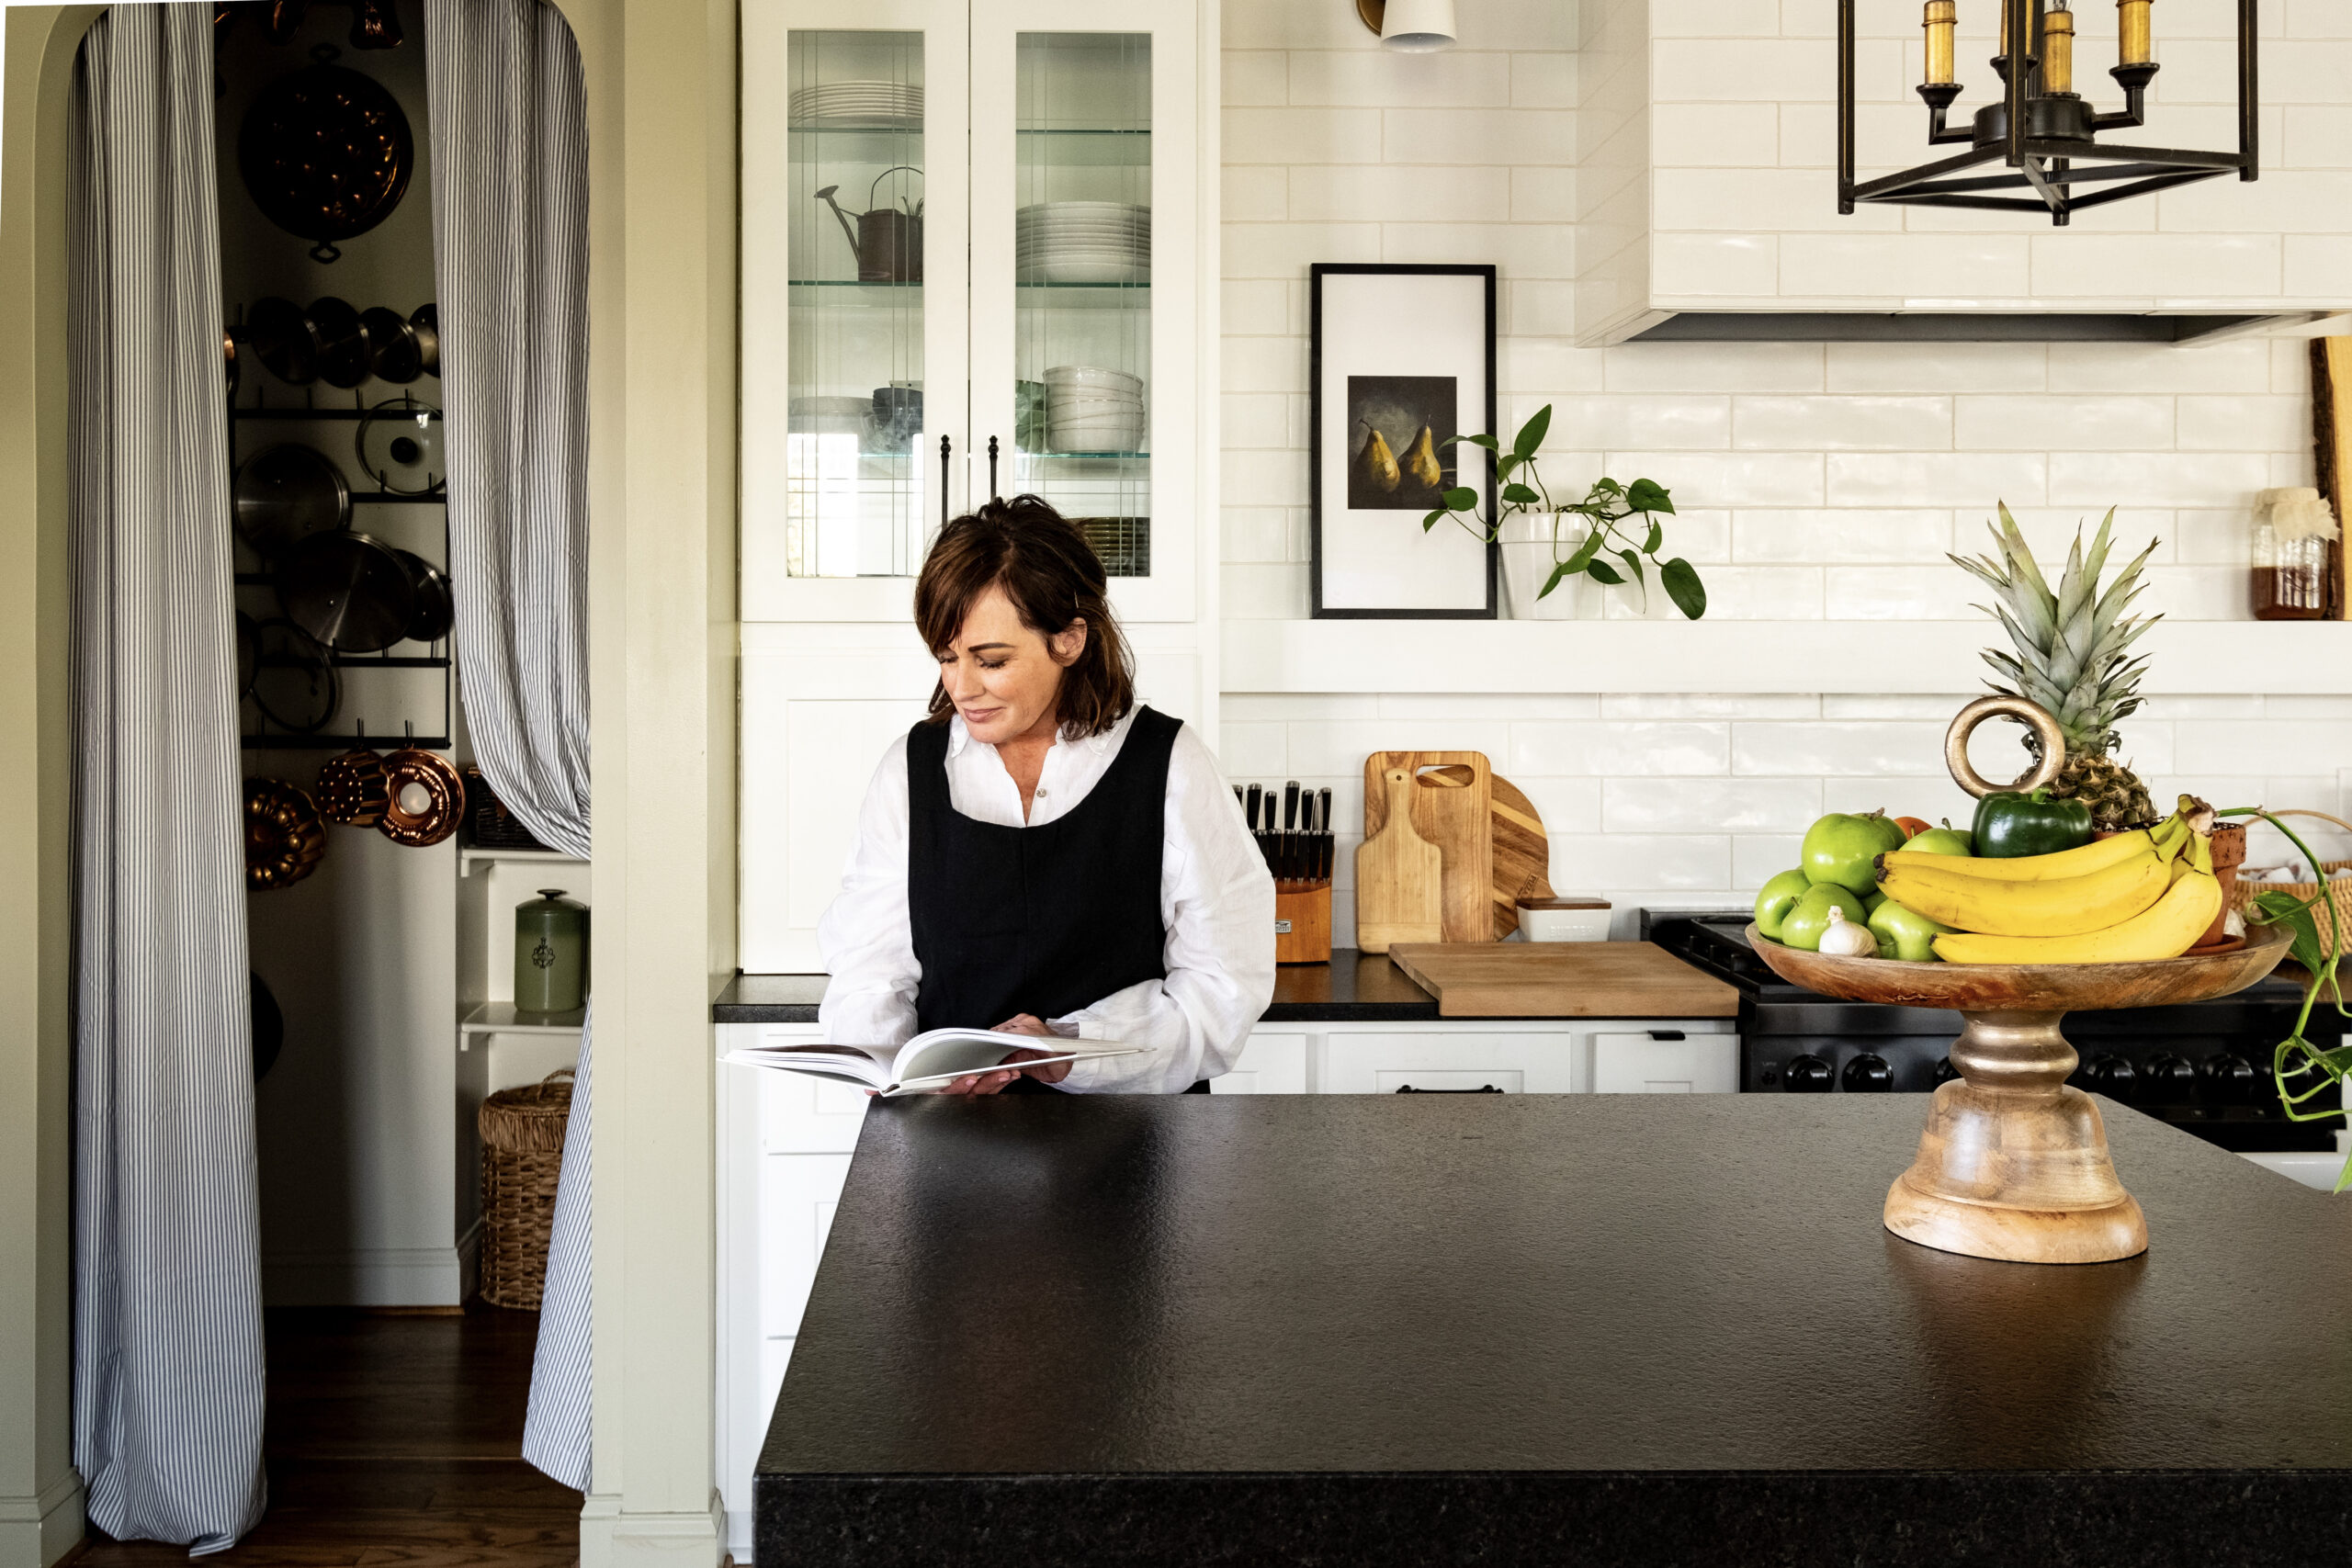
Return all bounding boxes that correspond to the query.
[514,889,589,1014]
[2253,521,2330,620]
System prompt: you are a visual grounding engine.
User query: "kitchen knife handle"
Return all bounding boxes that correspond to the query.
[1284,780,1300,830]
[1244,783,1261,830]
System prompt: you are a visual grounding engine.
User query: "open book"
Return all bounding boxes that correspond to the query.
[724,1028,1148,1097]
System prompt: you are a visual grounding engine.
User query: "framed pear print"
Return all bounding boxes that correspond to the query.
[1309,264,1497,619]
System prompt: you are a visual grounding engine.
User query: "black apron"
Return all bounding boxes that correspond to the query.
[907,705,1208,1093]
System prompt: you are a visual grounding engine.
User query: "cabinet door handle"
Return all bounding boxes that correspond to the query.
[939,434,953,529]
[987,434,1000,502]
[1393,1084,1504,1094]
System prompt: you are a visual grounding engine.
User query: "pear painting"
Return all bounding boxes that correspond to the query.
[1345,375,1455,511]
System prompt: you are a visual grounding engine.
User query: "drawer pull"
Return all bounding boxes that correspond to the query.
[1649,1030,1686,1041]
[1395,1083,1504,1094]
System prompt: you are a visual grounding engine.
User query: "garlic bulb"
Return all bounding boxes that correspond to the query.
[1817,905,1880,958]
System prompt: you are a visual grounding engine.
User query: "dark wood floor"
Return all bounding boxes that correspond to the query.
[72,1305,582,1567]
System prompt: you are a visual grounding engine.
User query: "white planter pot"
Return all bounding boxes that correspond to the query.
[1498,514,1599,621]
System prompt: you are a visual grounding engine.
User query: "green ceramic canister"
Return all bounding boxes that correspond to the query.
[515,889,589,1013]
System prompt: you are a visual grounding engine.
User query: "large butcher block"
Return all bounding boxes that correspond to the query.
[1385,941,1738,1019]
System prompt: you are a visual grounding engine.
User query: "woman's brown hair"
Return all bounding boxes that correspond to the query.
[914,495,1136,738]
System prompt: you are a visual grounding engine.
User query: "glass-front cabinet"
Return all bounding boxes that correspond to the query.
[742,0,1202,624]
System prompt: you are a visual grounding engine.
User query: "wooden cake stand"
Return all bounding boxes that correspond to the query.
[1749,921,2291,1264]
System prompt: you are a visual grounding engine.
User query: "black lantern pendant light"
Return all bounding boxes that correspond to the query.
[1838,0,2258,224]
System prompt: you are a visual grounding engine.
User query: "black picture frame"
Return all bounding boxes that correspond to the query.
[1309,264,1498,620]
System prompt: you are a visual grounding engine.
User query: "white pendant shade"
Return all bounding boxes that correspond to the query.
[1379,0,1456,51]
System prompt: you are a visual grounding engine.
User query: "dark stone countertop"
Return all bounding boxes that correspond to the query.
[714,951,1442,1024]
[757,1094,2352,1567]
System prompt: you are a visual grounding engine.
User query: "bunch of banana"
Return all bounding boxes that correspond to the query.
[1872,803,2222,964]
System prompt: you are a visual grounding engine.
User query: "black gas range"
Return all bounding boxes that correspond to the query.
[1645,908,2345,1153]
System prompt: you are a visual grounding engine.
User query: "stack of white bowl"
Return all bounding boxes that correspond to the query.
[1045,366,1145,454]
[790,80,924,128]
[1016,202,1150,285]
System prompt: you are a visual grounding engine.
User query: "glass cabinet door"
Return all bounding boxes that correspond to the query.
[971,8,1198,621]
[741,4,969,615]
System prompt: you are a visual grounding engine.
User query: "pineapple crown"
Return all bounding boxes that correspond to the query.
[1949,503,2161,759]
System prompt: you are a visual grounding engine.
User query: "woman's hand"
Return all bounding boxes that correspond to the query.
[938,1016,1073,1094]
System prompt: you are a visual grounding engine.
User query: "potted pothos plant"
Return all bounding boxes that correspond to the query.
[1420,405,1708,620]
[2233,807,2352,1186]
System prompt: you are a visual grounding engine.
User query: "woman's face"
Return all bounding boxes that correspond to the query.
[935,584,1087,747]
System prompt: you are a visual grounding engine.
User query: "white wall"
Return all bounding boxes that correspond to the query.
[1219,0,2352,942]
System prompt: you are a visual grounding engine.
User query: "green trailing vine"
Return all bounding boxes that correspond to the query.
[2226,807,2352,1188]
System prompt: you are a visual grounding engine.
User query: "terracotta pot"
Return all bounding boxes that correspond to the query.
[2194,821,2248,950]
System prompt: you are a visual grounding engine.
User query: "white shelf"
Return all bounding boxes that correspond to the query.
[458,1001,587,1036]
[1221,619,2352,697]
[459,847,587,874]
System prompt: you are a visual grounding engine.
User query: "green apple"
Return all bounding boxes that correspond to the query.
[1800,811,1908,896]
[1780,884,1870,953]
[1896,821,1975,858]
[1869,898,1951,962]
[1754,869,1813,940]
[1865,891,1890,916]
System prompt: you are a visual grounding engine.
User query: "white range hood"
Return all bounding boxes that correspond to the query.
[1575,0,2350,346]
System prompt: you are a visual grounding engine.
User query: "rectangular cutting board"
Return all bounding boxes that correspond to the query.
[1362,752,1493,944]
[1385,942,1739,1019]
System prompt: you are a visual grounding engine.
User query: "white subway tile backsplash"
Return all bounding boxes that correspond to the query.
[1285,49,1512,108]
[1734,721,1953,776]
[1599,694,1821,719]
[1602,450,1826,506]
[1605,777,1824,832]
[1731,835,1808,889]
[1603,342,1826,394]
[2046,341,2274,395]
[1732,509,1952,563]
[1548,394,1731,449]
[1222,50,1288,107]
[1511,721,1732,777]
[1221,107,1385,166]
[2177,395,2315,453]
[1822,565,1981,619]
[1954,396,2176,452]
[1569,834,1734,893]
[1383,108,1576,166]
[2047,452,2273,508]
[1223,165,1288,222]
[1825,452,2048,508]
[1732,396,1952,451]
[1825,342,2050,394]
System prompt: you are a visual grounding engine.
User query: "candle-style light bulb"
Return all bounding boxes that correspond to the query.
[2044,0,2075,92]
[1923,0,1958,86]
[2118,0,2153,66]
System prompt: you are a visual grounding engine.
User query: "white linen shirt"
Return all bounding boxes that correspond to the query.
[816,706,1276,1093]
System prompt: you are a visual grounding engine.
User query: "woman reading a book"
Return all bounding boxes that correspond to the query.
[817,495,1276,1093]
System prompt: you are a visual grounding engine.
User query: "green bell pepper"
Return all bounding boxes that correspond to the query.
[1971,788,2094,860]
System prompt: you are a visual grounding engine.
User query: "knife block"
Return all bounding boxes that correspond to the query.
[1275,883,1331,965]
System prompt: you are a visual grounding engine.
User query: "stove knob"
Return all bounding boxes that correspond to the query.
[1932,1055,1961,1086]
[2199,1053,2258,1105]
[2144,1054,2198,1100]
[2083,1054,2137,1102]
[1842,1053,1894,1093]
[1784,1054,1834,1093]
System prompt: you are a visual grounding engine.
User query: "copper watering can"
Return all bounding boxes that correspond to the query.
[816,166,924,283]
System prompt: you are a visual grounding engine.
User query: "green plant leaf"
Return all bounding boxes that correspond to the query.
[1539,558,1573,600]
[1422,507,1447,533]
[1589,478,1625,500]
[1661,557,1707,620]
[1442,433,1498,451]
[1618,548,1646,588]
[1586,558,1624,586]
[1625,478,1675,515]
[1644,520,1663,554]
[1442,487,1477,511]
[1502,482,1539,505]
[1512,405,1553,458]
[1561,530,1603,573]
[1497,454,1521,479]
[2252,891,2330,976]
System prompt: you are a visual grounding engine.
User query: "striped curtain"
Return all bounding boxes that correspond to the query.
[422,0,595,1494]
[68,4,268,1554]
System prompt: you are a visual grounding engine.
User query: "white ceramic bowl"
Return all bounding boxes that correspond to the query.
[1517,899,1612,942]
[1044,365,1143,389]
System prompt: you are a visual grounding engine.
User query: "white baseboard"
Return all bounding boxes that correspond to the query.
[0,1466,85,1567]
[579,1489,724,1567]
[263,1245,465,1307]
[455,1218,483,1302]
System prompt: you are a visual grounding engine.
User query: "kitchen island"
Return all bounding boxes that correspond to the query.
[757,1093,2352,1567]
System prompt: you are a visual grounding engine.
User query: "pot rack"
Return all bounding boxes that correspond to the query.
[232,382,454,751]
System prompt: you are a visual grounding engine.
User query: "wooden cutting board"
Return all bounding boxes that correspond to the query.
[1385,942,1739,1019]
[1427,765,1555,939]
[1363,751,1492,943]
[1354,765,1442,953]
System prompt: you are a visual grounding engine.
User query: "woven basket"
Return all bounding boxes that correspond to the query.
[2230,810,2352,953]
[479,1069,573,1310]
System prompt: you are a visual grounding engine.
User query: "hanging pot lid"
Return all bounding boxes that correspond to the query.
[276,530,416,653]
[238,60,413,264]
[249,615,341,733]
[355,398,444,495]
[409,303,439,377]
[245,295,322,385]
[309,296,372,389]
[234,442,351,559]
[391,549,453,644]
[359,306,422,383]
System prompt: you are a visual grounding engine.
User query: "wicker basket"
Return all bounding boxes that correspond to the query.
[479,1069,573,1310]
[2229,809,2352,949]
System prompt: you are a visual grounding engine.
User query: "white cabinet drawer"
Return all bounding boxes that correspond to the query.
[1212,1032,1308,1094]
[753,1025,871,1154]
[1590,1032,1739,1095]
[757,1154,852,1338]
[1323,1032,1580,1095]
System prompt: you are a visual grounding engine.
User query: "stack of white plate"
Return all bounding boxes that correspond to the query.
[1044,366,1145,453]
[790,81,924,128]
[1016,202,1150,285]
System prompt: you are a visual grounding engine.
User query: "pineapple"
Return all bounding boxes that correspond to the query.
[1951,504,2162,830]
